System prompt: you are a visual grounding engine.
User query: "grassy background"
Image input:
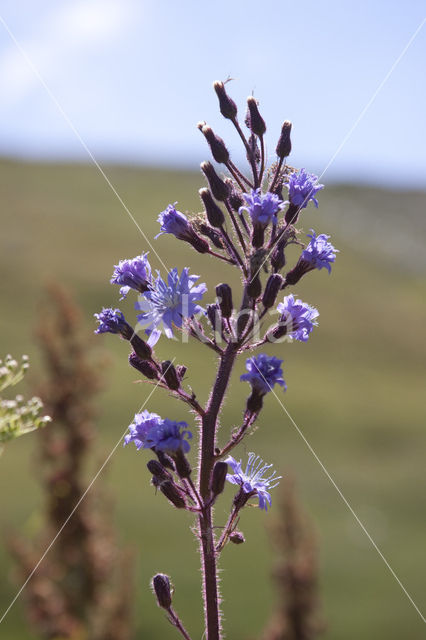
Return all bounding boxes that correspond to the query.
[0,159,425,639]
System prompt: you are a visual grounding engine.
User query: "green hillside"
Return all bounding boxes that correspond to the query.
[0,160,425,639]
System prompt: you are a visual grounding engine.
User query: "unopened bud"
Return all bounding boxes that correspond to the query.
[160,481,186,509]
[152,573,172,609]
[229,531,245,545]
[161,361,180,390]
[201,162,230,202]
[247,133,260,166]
[188,231,210,254]
[156,449,175,472]
[199,188,225,227]
[176,364,187,381]
[147,459,172,483]
[129,352,158,380]
[262,274,283,309]
[130,334,152,360]
[211,461,228,497]
[200,125,230,164]
[213,80,238,120]
[245,96,266,137]
[216,283,233,318]
[271,236,289,273]
[246,274,261,299]
[174,449,192,479]
[276,120,292,159]
[224,179,244,211]
[198,222,224,249]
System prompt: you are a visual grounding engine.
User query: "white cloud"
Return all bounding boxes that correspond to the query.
[0,0,135,109]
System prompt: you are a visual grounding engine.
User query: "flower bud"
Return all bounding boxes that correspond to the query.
[246,274,262,300]
[161,361,180,390]
[213,80,238,120]
[271,237,287,272]
[247,133,260,166]
[224,179,244,211]
[160,480,186,509]
[188,231,210,254]
[251,223,265,249]
[229,531,245,545]
[276,120,292,159]
[156,449,175,471]
[198,222,224,249]
[201,162,230,202]
[152,573,173,609]
[245,96,266,137]
[129,352,158,380]
[262,274,283,309]
[130,334,152,360]
[206,303,221,333]
[176,364,187,381]
[174,449,192,479]
[199,188,225,227]
[211,461,228,497]
[200,124,230,164]
[215,283,233,318]
[147,459,173,483]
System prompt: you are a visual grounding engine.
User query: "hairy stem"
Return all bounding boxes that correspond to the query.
[198,342,238,640]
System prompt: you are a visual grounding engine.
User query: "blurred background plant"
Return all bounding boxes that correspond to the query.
[8,284,134,640]
[0,353,50,455]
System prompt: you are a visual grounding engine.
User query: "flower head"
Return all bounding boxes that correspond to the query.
[156,204,193,240]
[240,353,286,395]
[302,230,338,273]
[287,168,323,209]
[124,410,162,450]
[144,418,192,454]
[225,452,281,511]
[136,268,207,346]
[110,253,151,299]
[239,189,283,227]
[94,307,129,335]
[276,294,319,342]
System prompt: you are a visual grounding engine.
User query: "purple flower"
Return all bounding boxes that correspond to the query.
[276,294,319,342]
[110,253,152,299]
[225,452,281,511]
[240,353,286,395]
[144,418,192,454]
[302,230,338,273]
[156,204,193,240]
[124,410,162,450]
[135,267,207,346]
[287,168,323,209]
[94,307,130,335]
[239,189,283,227]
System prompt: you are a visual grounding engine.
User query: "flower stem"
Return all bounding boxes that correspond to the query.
[198,342,238,640]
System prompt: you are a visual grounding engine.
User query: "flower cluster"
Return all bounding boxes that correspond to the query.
[94,79,339,639]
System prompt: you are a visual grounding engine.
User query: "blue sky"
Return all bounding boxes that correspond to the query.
[0,0,425,186]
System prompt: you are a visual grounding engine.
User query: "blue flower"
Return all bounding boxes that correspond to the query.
[124,410,163,450]
[156,204,193,240]
[110,253,152,299]
[302,230,338,273]
[135,267,207,346]
[94,307,130,335]
[287,168,323,209]
[240,353,286,394]
[276,294,319,342]
[144,418,192,454]
[239,189,283,227]
[225,452,281,511]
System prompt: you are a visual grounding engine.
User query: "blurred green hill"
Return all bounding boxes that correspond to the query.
[0,159,425,639]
